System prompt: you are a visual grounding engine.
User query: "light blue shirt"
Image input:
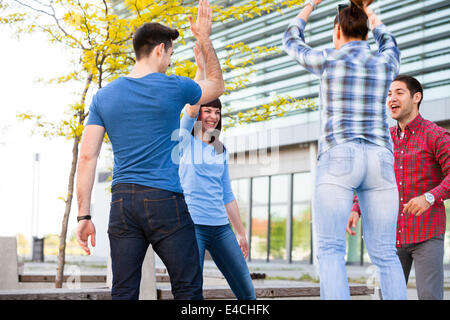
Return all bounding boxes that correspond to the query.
[86,73,202,193]
[178,111,235,226]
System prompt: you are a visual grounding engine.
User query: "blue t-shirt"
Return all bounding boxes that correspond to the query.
[178,111,235,226]
[86,72,202,193]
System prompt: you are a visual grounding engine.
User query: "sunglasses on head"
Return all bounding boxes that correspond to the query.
[337,3,349,26]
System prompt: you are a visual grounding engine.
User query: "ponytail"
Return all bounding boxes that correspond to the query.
[334,3,369,40]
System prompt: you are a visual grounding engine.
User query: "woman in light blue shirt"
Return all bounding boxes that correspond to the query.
[177,43,255,300]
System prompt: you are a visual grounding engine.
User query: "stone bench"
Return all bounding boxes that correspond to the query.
[0,288,111,300]
[18,275,107,283]
[156,283,374,300]
[155,268,266,281]
[0,283,374,300]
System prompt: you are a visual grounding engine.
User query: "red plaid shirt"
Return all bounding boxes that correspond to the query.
[352,114,450,246]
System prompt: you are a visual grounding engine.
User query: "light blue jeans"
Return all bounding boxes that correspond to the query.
[194,224,256,300]
[313,139,407,300]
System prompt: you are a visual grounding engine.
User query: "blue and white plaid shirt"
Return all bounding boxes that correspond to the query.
[283,17,401,156]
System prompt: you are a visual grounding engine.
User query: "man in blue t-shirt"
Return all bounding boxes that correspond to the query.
[75,0,224,300]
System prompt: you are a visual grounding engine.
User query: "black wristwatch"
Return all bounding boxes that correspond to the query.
[77,215,92,222]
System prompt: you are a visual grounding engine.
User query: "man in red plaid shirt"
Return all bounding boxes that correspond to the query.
[348,75,450,299]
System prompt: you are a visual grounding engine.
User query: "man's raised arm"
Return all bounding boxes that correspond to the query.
[189,0,224,105]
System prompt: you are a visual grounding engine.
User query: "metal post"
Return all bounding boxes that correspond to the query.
[360,224,365,266]
[266,176,271,262]
[286,173,294,263]
[31,153,43,261]
[248,177,253,261]
[309,142,318,269]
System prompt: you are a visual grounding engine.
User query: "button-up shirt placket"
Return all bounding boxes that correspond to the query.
[395,126,408,245]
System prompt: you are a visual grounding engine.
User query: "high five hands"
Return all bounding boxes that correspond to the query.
[189,0,213,42]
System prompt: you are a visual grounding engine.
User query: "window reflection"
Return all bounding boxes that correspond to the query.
[292,172,313,262]
[270,175,289,260]
[251,177,269,260]
[231,178,250,230]
[251,206,268,260]
[292,204,311,262]
[270,205,288,260]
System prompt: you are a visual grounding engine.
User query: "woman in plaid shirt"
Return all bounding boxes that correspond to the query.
[283,0,408,299]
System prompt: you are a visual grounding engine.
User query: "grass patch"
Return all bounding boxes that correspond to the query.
[266,273,320,283]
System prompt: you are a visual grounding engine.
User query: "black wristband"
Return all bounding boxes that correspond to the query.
[77,215,92,222]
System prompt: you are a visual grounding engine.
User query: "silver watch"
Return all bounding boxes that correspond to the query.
[424,192,435,206]
[306,0,316,10]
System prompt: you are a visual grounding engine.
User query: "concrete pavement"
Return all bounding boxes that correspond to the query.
[15,255,450,300]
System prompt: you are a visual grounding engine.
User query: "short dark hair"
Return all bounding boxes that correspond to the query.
[393,74,424,109]
[334,3,369,40]
[132,23,179,60]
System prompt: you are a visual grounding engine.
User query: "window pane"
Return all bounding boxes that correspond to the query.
[292,171,313,261]
[251,206,268,260]
[293,172,313,202]
[252,176,269,205]
[231,178,250,230]
[270,175,289,204]
[269,204,288,260]
[291,203,311,262]
[269,175,289,261]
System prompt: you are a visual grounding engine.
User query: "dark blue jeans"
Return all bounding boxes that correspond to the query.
[108,183,203,300]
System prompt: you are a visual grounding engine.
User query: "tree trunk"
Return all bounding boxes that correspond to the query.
[55,73,93,288]
[55,135,80,288]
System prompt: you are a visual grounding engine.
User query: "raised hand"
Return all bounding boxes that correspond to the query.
[189,0,213,41]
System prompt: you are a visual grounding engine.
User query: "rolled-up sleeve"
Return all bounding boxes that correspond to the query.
[429,130,450,203]
[373,24,401,74]
[282,17,326,76]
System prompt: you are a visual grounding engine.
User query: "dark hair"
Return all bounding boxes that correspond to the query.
[192,99,225,154]
[394,74,424,109]
[132,23,179,60]
[334,3,369,40]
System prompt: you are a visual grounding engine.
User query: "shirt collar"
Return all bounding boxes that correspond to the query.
[340,41,370,51]
[396,114,423,136]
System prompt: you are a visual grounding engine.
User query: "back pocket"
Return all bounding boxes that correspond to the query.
[108,198,128,236]
[379,151,395,183]
[327,145,354,177]
[144,196,180,234]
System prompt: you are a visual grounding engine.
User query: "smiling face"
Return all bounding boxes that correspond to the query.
[387,80,421,126]
[198,106,221,135]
